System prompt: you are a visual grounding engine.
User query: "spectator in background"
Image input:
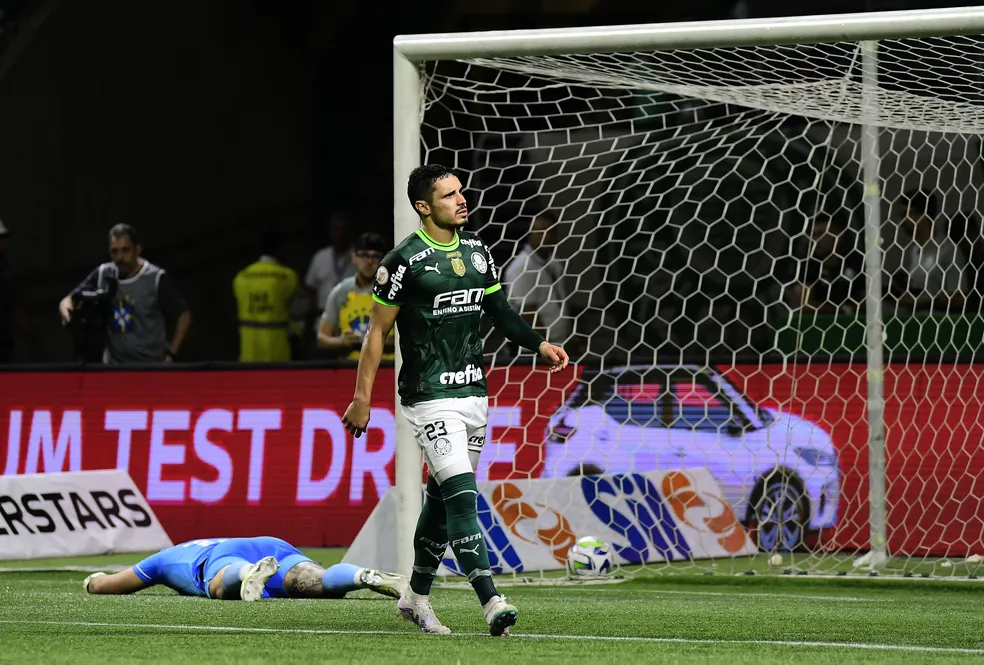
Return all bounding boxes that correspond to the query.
[892,189,967,313]
[501,211,572,344]
[317,232,394,360]
[306,212,356,312]
[791,215,864,314]
[58,224,191,363]
[0,220,41,362]
[946,211,984,310]
[233,231,304,362]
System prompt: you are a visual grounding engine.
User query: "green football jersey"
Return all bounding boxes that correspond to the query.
[372,227,501,405]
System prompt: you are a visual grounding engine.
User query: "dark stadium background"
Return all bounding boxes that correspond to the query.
[0,0,964,362]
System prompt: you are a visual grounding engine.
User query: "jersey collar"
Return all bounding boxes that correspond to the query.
[416,228,459,251]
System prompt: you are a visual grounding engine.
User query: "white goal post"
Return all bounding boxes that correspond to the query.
[389,7,984,579]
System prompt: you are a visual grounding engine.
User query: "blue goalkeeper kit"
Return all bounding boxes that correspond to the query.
[132,537,311,598]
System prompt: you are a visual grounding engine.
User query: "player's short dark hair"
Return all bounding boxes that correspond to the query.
[108,223,138,245]
[901,188,939,218]
[353,232,389,255]
[407,164,458,210]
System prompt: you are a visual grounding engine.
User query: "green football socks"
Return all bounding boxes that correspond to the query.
[441,472,498,605]
[409,476,448,596]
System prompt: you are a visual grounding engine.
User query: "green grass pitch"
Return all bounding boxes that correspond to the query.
[2,549,983,664]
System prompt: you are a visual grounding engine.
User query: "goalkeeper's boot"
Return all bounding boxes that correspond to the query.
[240,556,279,602]
[483,595,518,637]
[397,588,452,635]
[360,568,407,599]
[82,572,106,594]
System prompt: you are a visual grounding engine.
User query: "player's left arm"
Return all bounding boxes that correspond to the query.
[480,244,569,372]
[83,568,151,595]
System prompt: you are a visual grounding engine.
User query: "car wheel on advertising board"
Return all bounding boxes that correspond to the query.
[750,473,808,553]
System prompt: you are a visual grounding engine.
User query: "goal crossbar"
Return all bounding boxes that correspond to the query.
[394,7,984,60]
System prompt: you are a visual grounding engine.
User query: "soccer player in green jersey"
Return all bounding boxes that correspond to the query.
[342,164,569,637]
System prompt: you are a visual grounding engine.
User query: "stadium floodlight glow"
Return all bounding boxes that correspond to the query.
[390,6,984,579]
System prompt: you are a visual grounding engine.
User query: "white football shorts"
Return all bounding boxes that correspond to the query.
[401,396,488,484]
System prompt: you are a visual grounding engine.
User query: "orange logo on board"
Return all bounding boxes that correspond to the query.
[662,471,748,554]
[491,483,577,564]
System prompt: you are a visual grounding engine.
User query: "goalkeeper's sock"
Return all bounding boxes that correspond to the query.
[440,472,499,606]
[217,561,249,599]
[321,563,363,595]
[409,476,448,596]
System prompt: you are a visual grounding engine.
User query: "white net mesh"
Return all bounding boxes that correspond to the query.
[417,34,984,579]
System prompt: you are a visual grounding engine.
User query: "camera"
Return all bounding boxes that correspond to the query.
[69,287,114,362]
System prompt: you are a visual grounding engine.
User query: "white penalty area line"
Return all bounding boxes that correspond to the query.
[631,588,892,602]
[0,619,980,655]
[0,565,128,574]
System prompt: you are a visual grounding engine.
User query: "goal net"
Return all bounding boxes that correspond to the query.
[393,9,984,580]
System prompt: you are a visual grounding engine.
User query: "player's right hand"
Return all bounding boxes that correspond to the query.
[342,399,371,437]
[58,298,74,325]
[538,341,570,373]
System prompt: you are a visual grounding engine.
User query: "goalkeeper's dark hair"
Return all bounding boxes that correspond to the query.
[407,164,458,211]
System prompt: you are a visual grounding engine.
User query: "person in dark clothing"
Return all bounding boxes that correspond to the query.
[58,224,191,363]
[0,220,41,362]
[792,216,865,314]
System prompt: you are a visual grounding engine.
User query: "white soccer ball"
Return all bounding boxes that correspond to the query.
[566,536,613,578]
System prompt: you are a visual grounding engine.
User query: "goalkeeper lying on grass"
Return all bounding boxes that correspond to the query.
[83,536,405,601]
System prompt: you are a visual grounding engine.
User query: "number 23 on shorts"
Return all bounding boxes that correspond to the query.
[422,421,448,441]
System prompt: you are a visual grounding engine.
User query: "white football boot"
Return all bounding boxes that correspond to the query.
[359,568,407,599]
[397,588,452,635]
[82,571,106,594]
[482,595,518,637]
[239,556,279,602]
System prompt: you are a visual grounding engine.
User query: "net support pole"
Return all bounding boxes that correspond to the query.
[393,47,422,576]
[860,39,888,568]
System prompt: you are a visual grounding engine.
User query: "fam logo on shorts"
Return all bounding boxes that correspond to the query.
[471,252,488,274]
[433,437,452,456]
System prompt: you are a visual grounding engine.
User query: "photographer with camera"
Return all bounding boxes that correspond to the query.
[58,224,191,363]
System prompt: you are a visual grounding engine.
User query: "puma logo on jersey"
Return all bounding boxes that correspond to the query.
[424,263,441,274]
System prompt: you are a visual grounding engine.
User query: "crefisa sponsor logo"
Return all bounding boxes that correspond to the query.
[439,364,484,386]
